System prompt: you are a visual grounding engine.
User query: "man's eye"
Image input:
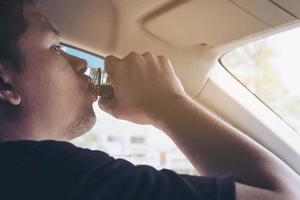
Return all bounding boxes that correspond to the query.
[51,45,65,54]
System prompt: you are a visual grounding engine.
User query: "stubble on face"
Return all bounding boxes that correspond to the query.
[64,105,96,140]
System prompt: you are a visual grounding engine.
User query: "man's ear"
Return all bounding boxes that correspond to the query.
[0,64,21,106]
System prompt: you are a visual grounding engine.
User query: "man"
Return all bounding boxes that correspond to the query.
[0,0,299,199]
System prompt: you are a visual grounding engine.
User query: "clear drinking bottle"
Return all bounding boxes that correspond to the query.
[88,68,114,98]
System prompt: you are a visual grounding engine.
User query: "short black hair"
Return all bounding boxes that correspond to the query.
[0,0,35,71]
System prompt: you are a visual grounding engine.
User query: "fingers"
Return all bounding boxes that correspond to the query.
[99,84,114,99]
[125,52,140,60]
[123,51,159,65]
[158,55,174,73]
[142,52,158,65]
[142,52,171,67]
[104,55,121,84]
[158,55,170,64]
[105,52,168,71]
[99,51,183,124]
[142,52,154,59]
[98,97,119,118]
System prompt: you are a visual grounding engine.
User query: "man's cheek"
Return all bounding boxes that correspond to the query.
[61,75,86,101]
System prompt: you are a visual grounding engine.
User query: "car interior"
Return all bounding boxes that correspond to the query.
[37,0,300,175]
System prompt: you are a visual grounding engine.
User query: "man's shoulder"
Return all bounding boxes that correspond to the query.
[1,139,93,150]
[0,140,76,152]
[0,139,73,147]
[0,140,111,161]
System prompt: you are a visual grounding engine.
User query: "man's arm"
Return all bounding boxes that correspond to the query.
[99,52,300,199]
[152,93,299,199]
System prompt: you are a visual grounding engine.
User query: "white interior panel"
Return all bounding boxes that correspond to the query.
[39,0,116,55]
[144,0,269,47]
[231,0,295,26]
[270,0,300,18]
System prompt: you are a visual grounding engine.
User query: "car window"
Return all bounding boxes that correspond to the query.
[63,45,104,69]
[221,27,300,133]
[63,45,197,175]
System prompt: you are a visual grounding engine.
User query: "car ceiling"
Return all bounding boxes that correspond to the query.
[38,0,300,97]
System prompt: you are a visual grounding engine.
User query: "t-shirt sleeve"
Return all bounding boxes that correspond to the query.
[34,141,236,200]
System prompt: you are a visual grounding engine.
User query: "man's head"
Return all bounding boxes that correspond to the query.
[0,1,97,142]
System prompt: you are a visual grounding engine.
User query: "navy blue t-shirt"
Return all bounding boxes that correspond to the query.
[0,140,235,200]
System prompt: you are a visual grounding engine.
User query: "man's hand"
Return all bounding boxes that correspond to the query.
[99,52,186,124]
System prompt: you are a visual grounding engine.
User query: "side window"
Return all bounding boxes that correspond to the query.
[63,45,197,175]
[221,27,300,133]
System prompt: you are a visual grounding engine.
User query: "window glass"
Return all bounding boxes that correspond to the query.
[63,45,104,68]
[63,45,197,175]
[221,27,300,132]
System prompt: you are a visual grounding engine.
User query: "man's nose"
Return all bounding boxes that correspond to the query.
[70,55,88,74]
